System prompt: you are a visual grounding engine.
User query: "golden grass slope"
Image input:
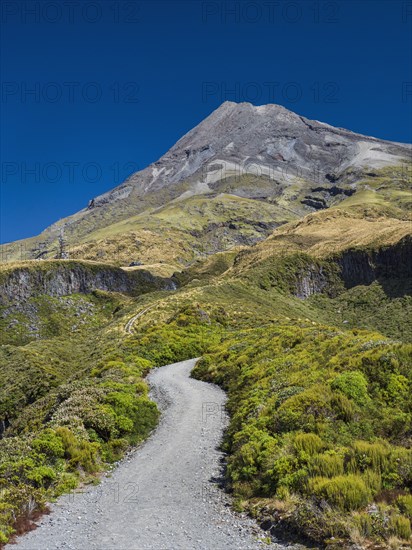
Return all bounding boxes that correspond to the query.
[61,194,296,270]
[230,206,412,275]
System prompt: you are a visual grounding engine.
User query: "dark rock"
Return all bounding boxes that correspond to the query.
[337,235,412,297]
[0,263,176,306]
[311,185,355,197]
[292,235,412,300]
[325,173,339,183]
[260,518,273,531]
[295,265,330,298]
[301,197,327,210]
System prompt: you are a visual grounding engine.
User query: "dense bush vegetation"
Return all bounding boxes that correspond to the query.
[0,300,224,544]
[2,294,411,547]
[1,242,411,547]
[0,347,158,543]
[193,321,412,546]
[309,282,412,343]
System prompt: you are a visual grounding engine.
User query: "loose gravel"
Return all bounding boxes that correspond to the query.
[9,359,304,550]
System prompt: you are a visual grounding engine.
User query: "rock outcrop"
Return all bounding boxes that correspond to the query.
[292,236,412,299]
[294,264,330,299]
[338,235,412,297]
[0,262,176,305]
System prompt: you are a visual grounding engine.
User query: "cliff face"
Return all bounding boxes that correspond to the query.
[338,236,412,296]
[293,236,412,299]
[294,264,330,299]
[0,262,175,306]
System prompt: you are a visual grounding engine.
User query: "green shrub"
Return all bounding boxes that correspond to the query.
[0,502,15,543]
[331,393,355,421]
[386,374,409,405]
[331,370,369,405]
[26,465,56,487]
[390,447,412,487]
[309,452,344,478]
[54,472,78,496]
[397,495,412,519]
[275,385,333,433]
[361,469,382,495]
[388,514,412,540]
[294,433,325,456]
[352,440,390,472]
[104,438,129,462]
[55,427,100,473]
[31,429,64,459]
[309,474,372,511]
[352,511,373,537]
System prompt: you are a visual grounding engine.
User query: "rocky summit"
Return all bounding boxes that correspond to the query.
[1,102,410,267]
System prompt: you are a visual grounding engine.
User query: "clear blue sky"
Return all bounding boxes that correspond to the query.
[1,0,411,244]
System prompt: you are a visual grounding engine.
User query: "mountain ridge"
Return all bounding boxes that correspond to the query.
[1,101,411,265]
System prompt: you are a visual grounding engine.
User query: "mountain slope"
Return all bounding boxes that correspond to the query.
[1,102,410,266]
[1,103,412,548]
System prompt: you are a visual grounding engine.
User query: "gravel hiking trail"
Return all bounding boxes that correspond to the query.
[10,359,303,550]
[124,305,154,334]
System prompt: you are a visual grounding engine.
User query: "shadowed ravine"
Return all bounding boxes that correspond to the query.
[9,359,301,550]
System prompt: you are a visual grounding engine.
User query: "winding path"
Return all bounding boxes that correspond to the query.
[124,305,154,334]
[10,359,298,550]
